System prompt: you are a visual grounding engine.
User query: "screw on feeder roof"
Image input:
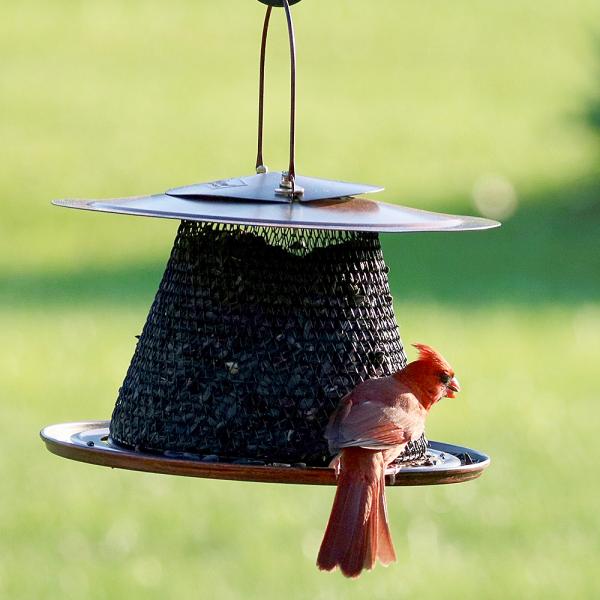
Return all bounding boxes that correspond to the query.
[42,0,495,486]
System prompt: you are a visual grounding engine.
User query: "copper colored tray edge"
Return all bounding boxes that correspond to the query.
[41,421,490,487]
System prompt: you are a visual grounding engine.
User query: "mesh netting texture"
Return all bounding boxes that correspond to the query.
[110,220,425,466]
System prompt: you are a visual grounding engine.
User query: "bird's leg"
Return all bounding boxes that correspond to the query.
[328,454,342,478]
[382,448,403,486]
[388,469,396,486]
[386,462,403,486]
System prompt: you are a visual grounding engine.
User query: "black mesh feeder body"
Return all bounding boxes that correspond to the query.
[41,0,497,487]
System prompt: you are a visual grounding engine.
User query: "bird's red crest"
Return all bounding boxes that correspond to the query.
[412,343,452,372]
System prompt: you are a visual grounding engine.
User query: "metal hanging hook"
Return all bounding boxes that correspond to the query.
[258,0,302,6]
[255,0,303,199]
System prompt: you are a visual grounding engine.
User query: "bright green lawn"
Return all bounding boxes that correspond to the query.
[2,0,600,598]
[1,305,599,599]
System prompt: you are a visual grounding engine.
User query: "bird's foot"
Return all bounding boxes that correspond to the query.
[328,455,341,479]
[387,464,401,486]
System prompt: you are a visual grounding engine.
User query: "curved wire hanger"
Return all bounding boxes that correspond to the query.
[255,0,302,199]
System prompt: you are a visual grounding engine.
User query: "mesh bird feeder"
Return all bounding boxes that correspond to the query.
[41,0,497,487]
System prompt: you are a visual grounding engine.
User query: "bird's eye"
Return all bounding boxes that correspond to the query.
[439,373,451,385]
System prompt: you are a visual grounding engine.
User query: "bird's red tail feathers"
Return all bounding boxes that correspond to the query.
[317,448,396,578]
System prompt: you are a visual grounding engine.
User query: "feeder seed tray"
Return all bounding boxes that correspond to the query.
[41,422,490,487]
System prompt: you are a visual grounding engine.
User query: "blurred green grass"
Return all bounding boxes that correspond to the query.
[1,1,600,599]
[2,306,599,599]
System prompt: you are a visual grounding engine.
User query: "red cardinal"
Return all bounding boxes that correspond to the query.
[317,343,460,578]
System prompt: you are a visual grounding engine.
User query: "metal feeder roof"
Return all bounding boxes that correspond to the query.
[54,190,498,233]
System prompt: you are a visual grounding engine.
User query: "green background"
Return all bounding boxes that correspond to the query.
[1,1,599,598]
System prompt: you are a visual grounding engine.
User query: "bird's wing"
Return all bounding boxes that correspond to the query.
[325,394,353,454]
[328,397,424,452]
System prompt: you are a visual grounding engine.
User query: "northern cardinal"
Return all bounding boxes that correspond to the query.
[317,343,460,578]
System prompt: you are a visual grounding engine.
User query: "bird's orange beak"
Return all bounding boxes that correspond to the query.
[446,377,460,398]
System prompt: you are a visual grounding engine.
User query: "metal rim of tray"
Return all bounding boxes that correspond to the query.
[40,421,490,487]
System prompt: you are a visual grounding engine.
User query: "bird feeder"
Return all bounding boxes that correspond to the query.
[41,0,497,487]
